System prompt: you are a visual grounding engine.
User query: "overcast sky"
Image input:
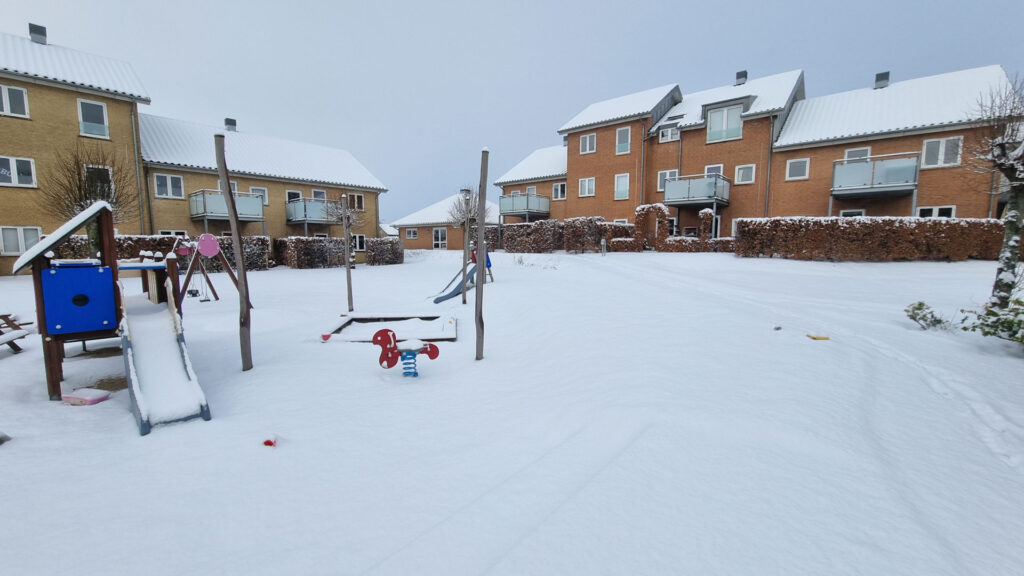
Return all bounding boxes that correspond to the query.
[3,0,1021,223]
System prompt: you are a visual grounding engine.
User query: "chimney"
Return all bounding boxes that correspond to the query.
[29,23,47,45]
[224,118,237,132]
[735,70,747,86]
[874,71,890,89]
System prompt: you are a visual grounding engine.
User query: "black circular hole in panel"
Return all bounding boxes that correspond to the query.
[71,294,90,307]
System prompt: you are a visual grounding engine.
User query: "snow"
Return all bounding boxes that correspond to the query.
[493,145,567,186]
[391,193,499,227]
[651,69,804,132]
[11,201,111,274]
[139,114,387,192]
[558,84,680,133]
[1,251,1023,575]
[775,65,1011,148]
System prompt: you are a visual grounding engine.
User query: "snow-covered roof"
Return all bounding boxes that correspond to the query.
[558,84,681,133]
[0,30,150,102]
[140,114,386,191]
[494,145,567,186]
[12,201,111,274]
[651,70,804,133]
[774,65,1011,148]
[392,193,499,227]
[379,223,398,236]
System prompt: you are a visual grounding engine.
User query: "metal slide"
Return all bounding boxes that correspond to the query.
[120,288,210,435]
[433,265,476,304]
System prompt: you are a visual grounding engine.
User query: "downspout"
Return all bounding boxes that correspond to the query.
[764,115,774,217]
[130,106,150,234]
[638,118,646,215]
[988,171,998,218]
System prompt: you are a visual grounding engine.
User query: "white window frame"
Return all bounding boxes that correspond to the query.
[844,147,871,162]
[734,164,756,185]
[313,232,329,238]
[668,217,679,236]
[918,205,956,218]
[657,169,678,192]
[580,133,596,155]
[526,185,536,195]
[0,155,37,187]
[706,104,743,143]
[839,209,865,217]
[432,227,447,249]
[614,173,629,200]
[84,164,114,196]
[250,186,269,206]
[785,158,810,181]
[153,173,185,199]
[921,136,963,168]
[509,189,521,196]
[229,181,238,193]
[0,85,29,118]
[311,188,326,201]
[347,193,365,211]
[659,127,679,143]
[286,189,302,202]
[77,98,109,139]
[1,225,42,256]
[616,126,631,155]
[405,228,418,239]
[579,177,595,197]
[704,164,724,176]
[613,218,628,224]
[352,234,366,252]
[552,182,566,200]
[158,229,188,236]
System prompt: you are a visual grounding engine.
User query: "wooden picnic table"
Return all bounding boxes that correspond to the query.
[0,313,32,354]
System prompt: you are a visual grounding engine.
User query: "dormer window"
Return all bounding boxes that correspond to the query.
[707,104,742,143]
[659,127,679,143]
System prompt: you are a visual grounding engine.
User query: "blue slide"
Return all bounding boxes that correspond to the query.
[434,265,476,304]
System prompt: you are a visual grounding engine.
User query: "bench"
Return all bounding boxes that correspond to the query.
[0,314,31,354]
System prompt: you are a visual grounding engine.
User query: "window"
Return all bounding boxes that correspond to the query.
[351,234,366,252]
[78,99,109,138]
[735,164,755,184]
[614,173,629,200]
[707,104,742,142]
[154,174,184,199]
[347,193,364,211]
[0,155,36,187]
[668,217,679,236]
[221,230,234,236]
[250,186,268,205]
[229,181,238,193]
[85,165,113,199]
[922,136,962,168]
[311,189,326,201]
[580,133,596,154]
[658,169,678,192]
[405,228,418,239]
[918,206,955,218]
[704,164,724,176]
[1,226,41,255]
[844,147,871,162]
[313,233,329,238]
[552,182,566,200]
[432,227,447,249]
[839,209,865,217]
[786,158,810,181]
[659,127,679,143]
[0,85,29,118]
[526,185,536,195]
[613,218,628,224]
[579,177,595,197]
[286,190,302,202]
[158,230,188,236]
[616,127,630,155]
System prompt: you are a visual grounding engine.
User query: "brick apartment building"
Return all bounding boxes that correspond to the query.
[393,193,498,251]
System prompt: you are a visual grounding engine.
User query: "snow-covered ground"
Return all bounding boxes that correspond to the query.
[1,251,1022,575]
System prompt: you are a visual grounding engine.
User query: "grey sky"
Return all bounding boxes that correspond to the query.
[3,0,1021,223]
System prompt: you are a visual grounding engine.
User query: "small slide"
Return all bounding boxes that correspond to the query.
[121,292,210,435]
[434,265,476,304]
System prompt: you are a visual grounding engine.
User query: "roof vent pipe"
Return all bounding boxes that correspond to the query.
[874,71,890,89]
[735,70,747,86]
[224,118,237,132]
[29,24,47,45]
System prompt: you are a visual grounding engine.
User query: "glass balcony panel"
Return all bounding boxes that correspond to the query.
[80,122,109,138]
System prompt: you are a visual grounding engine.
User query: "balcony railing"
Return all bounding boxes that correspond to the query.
[499,193,550,216]
[831,152,919,197]
[286,199,340,223]
[188,190,264,221]
[663,173,730,205]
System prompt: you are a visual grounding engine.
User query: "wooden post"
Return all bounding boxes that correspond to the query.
[475,149,488,361]
[461,188,471,305]
[215,134,253,371]
[341,194,354,312]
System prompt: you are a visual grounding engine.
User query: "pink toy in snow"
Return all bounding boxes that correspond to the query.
[371,328,439,377]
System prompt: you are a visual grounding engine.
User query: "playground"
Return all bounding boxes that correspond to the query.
[1,249,1023,575]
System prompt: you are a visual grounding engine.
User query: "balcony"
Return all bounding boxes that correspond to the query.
[831,152,919,198]
[663,174,730,206]
[286,199,340,223]
[499,193,550,218]
[188,190,264,221]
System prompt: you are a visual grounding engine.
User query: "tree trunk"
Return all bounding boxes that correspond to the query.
[991,184,1022,309]
[343,211,354,313]
[215,134,253,371]
[85,221,102,259]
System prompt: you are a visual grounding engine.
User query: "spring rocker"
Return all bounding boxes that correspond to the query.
[371,328,439,377]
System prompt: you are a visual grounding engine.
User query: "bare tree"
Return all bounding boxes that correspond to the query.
[971,75,1024,309]
[327,194,366,312]
[38,142,138,256]
[447,187,493,230]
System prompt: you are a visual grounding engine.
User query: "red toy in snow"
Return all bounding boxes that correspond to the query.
[371,328,439,377]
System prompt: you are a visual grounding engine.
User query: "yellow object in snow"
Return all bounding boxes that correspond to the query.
[806,334,830,340]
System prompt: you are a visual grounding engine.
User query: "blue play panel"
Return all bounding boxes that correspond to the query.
[40,264,117,334]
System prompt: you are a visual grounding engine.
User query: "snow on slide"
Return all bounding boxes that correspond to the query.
[122,293,210,435]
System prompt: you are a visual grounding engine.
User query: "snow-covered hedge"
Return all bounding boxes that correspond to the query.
[502,219,564,253]
[561,217,633,253]
[51,234,271,270]
[734,217,1005,261]
[366,237,404,265]
[274,237,351,269]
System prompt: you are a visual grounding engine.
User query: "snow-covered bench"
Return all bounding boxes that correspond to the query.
[1,314,31,354]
